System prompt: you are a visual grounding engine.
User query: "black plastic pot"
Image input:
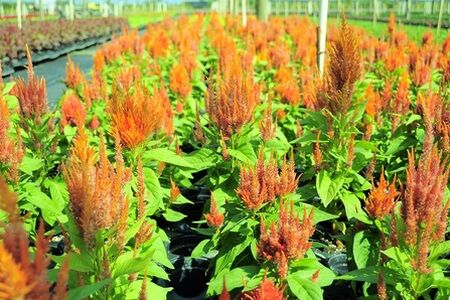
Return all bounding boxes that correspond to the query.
[1,63,14,77]
[158,232,212,300]
[324,282,356,300]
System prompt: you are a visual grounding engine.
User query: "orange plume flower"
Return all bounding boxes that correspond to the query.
[364,84,381,118]
[206,58,260,138]
[0,98,24,183]
[268,41,290,69]
[169,63,191,99]
[400,145,449,273]
[237,150,279,210]
[394,72,410,114]
[313,132,323,171]
[12,46,48,123]
[239,275,285,300]
[108,83,166,149]
[0,243,33,299]
[365,171,398,219]
[205,196,224,228]
[319,16,362,114]
[0,176,69,300]
[258,201,314,278]
[115,66,142,93]
[259,99,277,142]
[275,67,301,106]
[65,57,87,89]
[60,94,86,127]
[63,130,131,245]
[142,27,170,58]
[170,178,181,202]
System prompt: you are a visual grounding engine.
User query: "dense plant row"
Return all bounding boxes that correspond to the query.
[0,13,449,299]
[0,17,128,62]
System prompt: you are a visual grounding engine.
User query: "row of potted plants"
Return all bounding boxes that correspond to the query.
[0,13,449,299]
[0,17,128,73]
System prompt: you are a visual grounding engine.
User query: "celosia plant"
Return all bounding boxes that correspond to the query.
[258,201,315,278]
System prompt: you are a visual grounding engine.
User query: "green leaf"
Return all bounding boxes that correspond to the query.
[113,250,154,277]
[341,192,371,223]
[146,281,172,299]
[150,237,173,269]
[68,279,113,300]
[338,266,398,285]
[353,230,379,269]
[144,148,193,168]
[384,135,416,156]
[143,167,163,215]
[63,125,78,142]
[382,247,410,265]
[19,156,44,176]
[51,253,93,273]
[228,143,257,165]
[294,202,338,224]
[286,275,323,300]
[316,170,342,207]
[146,261,169,280]
[191,239,213,259]
[182,148,220,171]
[26,187,64,224]
[3,82,15,94]
[207,266,260,295]
[337,266,379,283]
[162,208,186,222]
[434,278,450,289]
[429,241,450,262]
[215,234,252,274]
[289,259,336,287]
[124,218,145,245]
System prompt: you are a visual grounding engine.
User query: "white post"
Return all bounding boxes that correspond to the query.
[318,0,328,76]
[69,0,74,20]
[16,0,22,29]
[406,0,411,20]
[373,0,377,24]
[242,0,247,26]
[39,0,44,19]
[437,0,445,35]
[0,2,4,17]
[284,0,288,16]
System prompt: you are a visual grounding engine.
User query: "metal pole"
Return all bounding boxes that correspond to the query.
[318,0,328,76]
